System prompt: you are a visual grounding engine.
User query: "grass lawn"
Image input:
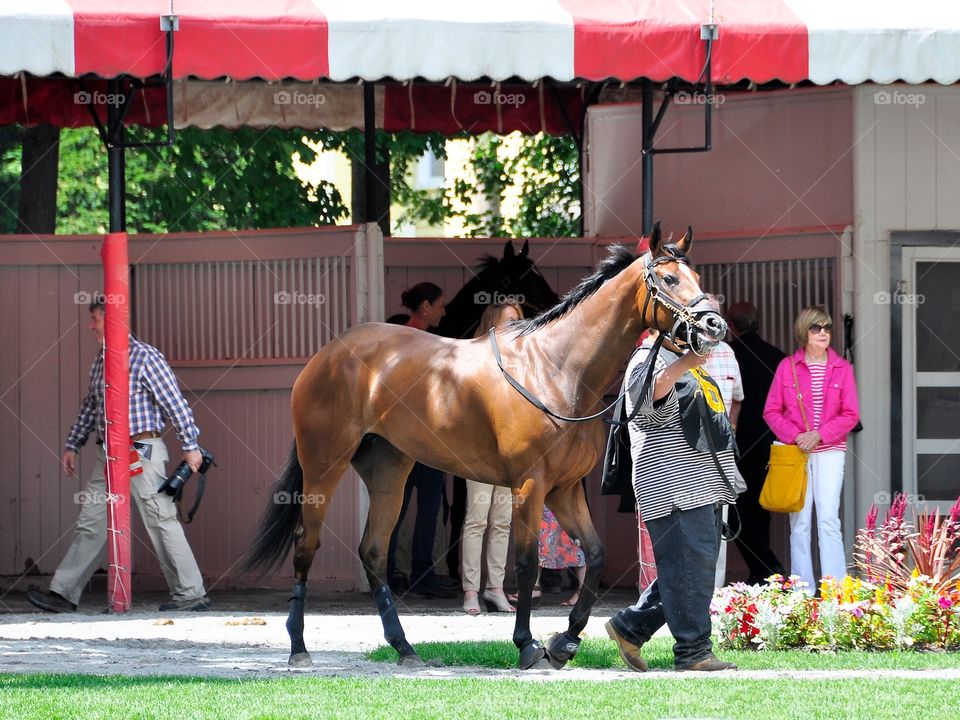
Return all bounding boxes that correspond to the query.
[368,636,960,671]
[2,673,959,720]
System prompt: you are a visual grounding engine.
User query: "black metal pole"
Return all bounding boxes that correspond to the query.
[107,78,126,232]
[363,81,376,225]
[641,79,654,236]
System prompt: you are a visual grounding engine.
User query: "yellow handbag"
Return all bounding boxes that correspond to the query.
[759,443,808,512]
[759,361,809,513]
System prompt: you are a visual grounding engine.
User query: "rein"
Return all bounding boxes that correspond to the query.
[489,330,665,424]
[489,247,715,424]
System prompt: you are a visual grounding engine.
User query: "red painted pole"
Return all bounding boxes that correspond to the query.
[101,232,132,613]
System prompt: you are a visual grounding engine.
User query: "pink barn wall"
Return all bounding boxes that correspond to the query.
[586,86,853,238]
[1,227,374,598]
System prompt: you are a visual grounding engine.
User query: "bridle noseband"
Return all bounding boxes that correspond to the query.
[641,245,716,357]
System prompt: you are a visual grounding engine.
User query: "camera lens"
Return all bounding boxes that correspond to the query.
[162,462,193,496]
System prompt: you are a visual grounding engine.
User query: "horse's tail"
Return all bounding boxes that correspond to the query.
[244,442,303,574]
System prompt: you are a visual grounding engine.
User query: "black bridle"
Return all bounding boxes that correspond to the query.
[489,246,719,424]
[641,244,717,356]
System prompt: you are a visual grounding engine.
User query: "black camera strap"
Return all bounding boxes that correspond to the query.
[176,471,207,524]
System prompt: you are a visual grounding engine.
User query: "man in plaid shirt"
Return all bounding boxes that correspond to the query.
[28,299,210,613]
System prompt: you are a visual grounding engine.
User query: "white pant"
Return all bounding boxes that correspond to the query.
[460,480,512,592]
[789,449,847,592]
[51,440,206,605]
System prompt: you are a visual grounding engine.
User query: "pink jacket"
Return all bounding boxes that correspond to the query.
[762,348,860,446]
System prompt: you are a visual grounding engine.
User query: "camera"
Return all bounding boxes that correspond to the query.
[159,446,216,497]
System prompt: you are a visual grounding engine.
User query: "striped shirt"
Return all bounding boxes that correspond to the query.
[625,344,738,522]
[807,361,846,453]
[65,335,200,453]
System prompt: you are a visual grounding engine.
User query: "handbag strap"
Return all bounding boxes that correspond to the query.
[791,360,810,432]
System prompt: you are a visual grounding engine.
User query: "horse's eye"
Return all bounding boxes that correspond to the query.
[663,274,679,287]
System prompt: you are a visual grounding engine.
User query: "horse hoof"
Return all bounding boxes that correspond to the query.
[545,632,581,670]
[288,652,313,668]
[397,654,425,668]
[518,640,547,670]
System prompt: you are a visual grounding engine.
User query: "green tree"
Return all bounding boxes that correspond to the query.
[56,126,349,234]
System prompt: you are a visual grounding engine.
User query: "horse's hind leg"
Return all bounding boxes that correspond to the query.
[352,434,422,666]
[542,481,606,670]
[287,442,357,668]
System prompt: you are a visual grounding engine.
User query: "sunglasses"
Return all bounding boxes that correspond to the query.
[808,323,833,334]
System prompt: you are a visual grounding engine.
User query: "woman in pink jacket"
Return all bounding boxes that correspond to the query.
[763,306,860,592]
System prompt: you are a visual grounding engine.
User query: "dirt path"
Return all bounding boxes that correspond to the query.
[2,591,958,681]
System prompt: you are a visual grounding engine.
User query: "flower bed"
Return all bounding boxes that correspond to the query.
[712,494,960,651]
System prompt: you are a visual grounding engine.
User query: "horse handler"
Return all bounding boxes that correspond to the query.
[28,298,211,613]
[605,330,738,672]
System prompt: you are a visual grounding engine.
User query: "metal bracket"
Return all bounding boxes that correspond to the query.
[160,14,180,32]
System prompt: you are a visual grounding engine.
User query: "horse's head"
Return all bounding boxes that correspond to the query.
[490,240,560,317]
[640,223,727,354]
[438,240,560,338]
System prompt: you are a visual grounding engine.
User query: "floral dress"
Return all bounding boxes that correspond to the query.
[538,506,585,569]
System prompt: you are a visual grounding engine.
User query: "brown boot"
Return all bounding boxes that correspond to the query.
[604,619,649,672]
[676,652,737,672]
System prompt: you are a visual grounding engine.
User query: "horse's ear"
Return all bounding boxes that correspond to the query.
[503,240,516,258]
[520,240,529,258]
[647,221,662,255]
[678,225,694,253]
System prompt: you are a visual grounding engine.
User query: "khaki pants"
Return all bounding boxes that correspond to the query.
[460,480,512,592]
[50,440,206,605]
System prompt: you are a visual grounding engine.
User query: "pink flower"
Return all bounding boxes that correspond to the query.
[865,504,879,532]
[939,596,953,610]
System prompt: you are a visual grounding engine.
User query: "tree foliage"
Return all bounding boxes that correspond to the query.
[3,123,579,238]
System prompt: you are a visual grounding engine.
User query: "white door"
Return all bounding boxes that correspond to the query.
[901,247,960,510]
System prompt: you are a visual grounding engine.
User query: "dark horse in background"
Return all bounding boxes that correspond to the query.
[246,225,726,670]
[437,239,560,339]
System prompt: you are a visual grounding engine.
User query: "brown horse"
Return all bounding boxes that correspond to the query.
[246,224,726,670]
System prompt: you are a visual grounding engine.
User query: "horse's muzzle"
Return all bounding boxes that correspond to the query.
[676,311,727,354]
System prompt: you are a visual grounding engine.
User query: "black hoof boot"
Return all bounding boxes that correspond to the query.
[519,639,550,670]
[545,632,581,670]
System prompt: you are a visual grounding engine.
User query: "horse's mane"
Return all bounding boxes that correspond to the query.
[515,245,637,336]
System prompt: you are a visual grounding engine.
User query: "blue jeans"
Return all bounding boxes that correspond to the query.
[387,462,444,588]
[611,503,721,667]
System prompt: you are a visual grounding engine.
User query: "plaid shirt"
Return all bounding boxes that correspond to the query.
[65,335,200,453]
[703,340,744,412]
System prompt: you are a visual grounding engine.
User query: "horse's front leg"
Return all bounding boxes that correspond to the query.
[542,481,606,670]
[511,478,550,670]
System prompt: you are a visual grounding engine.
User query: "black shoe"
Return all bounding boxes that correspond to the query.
[411,580,458,599]
[27,590,77,614]
[677,652,737,672]
[158,596,212,612]
[434,575,460,590]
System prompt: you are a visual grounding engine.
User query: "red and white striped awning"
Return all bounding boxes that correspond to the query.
[2,1,960,86]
